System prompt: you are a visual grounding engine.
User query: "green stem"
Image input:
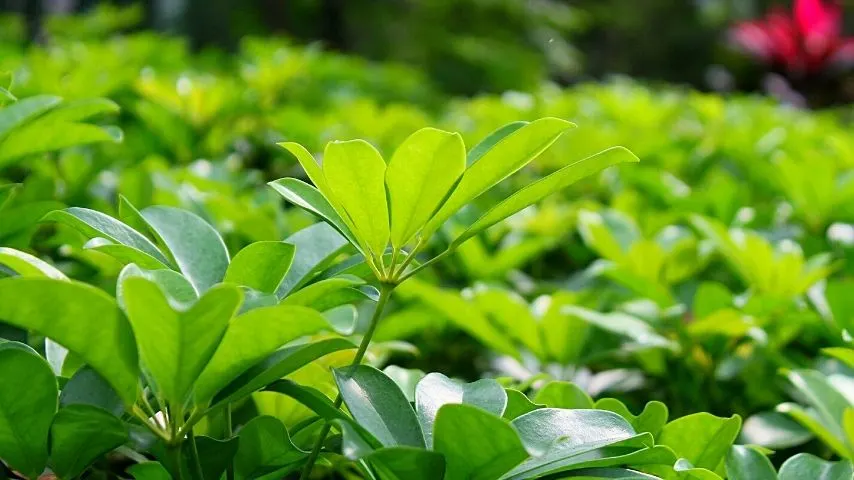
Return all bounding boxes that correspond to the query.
[188,427,205,480]
[298,283,394,480]
[398,248,452,283]
[166,443,184,480]
[225,405,234,480]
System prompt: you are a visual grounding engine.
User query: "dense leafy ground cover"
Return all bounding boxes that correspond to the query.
[2,12,854,480]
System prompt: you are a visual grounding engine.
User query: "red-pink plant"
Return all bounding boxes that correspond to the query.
[730,0,854,74]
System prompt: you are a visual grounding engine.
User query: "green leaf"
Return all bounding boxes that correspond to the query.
[334,365,425,448]
[0,278,138,405]
[504,389,542,420]
[454,147,637,246]
[823,348,854,370]
[43,207,171,266]
[0,343,57,478]
[593,399,668,440]
[785,369,849,434]
[49,404,128,479]
[117,264,197,308]
[84,238,171,270]
[211,338,356,408]
[141,206,230,294]
[194,305,330,405]
[127,462,173,480]
[234,416,306,480]
[264,380,356,427]
[323,139,390,257]
[423,117,575,238]
[724,445,776,480]
[366,447,447,480]
[36,98,119,123]
[383,366,426,403]
[0,121,121,165]
[534,381,593,409]
[386,127,465,247]
[277,222,349,298]
[657,413,741,472]
[281,275,365,307]
[122,278,241,404]
[268,178,360,251]
[740,411,812,450]
[778,453,853,480]
[557,468,661,479]
[60,366,124,417]
[0,95,62,139]
[433,403,527,480]
[471,288,543,358]
[505,441,676,480]
[0,247,65,279]
[466,121,526,166]
[776,402,851,458]
[415,372,507,447]
[186,436,239,480]
[563,306,676,351]
[224,241,294,294]
[512,408,637,457]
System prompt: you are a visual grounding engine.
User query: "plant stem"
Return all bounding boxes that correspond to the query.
[298,283,394,480]
[188,427,205,480]
[166,443,184,480]
[225,405,234,480]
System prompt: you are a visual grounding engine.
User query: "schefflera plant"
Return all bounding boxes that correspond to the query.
[270,118,639,476]
[0,201,370,479]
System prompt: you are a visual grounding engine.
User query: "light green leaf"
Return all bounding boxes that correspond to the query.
[512,408,637,458]
[234,416,307,480]
[383,366,426,403]
[0,343,57,479]
[724,445,776,480]
[224,241,294,294]
[194,305,330,405]
[141,206,230,294]
[49,405,128,479]
[785,369,850,432]
[434,403,528,480]
[36,98,119,123]
[823,348,854,370]
[423,117,575,238]
[534,381,593,409]
[556,468,661,479]
[334,365,425,448]
[776,402,851,458]
[593,399,668,440]
[127,462,173,480]
[117,264,197,308]
[122,278,241,404]
[366,447,447,480]
[323,139,390,257]
[471,288,543,358]
[466,121,526,166]
[43,207,171,266]
[210,338,356,408]
[264,380,357,427]
[455,147,637,246]
[778,453,853,480]
[386,127,465,247]
[84,238,171,270]
[0,278,138,405]
[0,95,62,139]
[268,178,360,251]
[0,247,66,279]
[504,389,542,420]
[415,372,507,447]
[739,411,812,450]
[658,413,742,472]
[281,275,365,307]
[0,121,121,165]
[277,222,349,298]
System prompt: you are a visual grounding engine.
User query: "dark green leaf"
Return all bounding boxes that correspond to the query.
[49,405,128,479]
[234,416,307,480]
[60,366,124,417]
[778,453,853,480]
[724,445,776,480]
[277,223,349,298]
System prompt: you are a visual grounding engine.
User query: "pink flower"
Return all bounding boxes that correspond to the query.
[730,0,854,74]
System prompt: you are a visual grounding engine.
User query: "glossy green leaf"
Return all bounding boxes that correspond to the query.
[434,403,527,480]
[455,147,637,246]
[0,120,121,165]
[43,207,171,266]
[778,453,853,480]
[211,338,356,408]
[0,278,138,405]
[186,436,239,480]
[84,238,171,270]
[0,343,57,478]
[785,369,849,433]
[122,278,241,404]
[334,365,425,447]
[724,445,776,480]
[49,405,128,479]
[658,413,741,472]
[117,264,197,308]
[234,416,307,480]
[512,408,637,457]
[264,379,356,427]
[534,381,593,409]
[593,399,668,440]
[0,95,62,139]
[366,446,447,480]
[277,222,349,297]
[60,366,124,417]
[0,247,65,279]
[739,411,812,450]
[776,402,851,458]
[323,139,390,257]
[383,366,426,403]
[194,305,329,405]
[415,372,507,447]
[127,462,173,480]
[385,127,465,247]
[224,241,294,294]
[141,206,230,293]
[423,117,574,237]
[268,178,360,251]
[465,121,526,166]
[504,389,542,420]
[556,468,661,479]
[281,275,365,307]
